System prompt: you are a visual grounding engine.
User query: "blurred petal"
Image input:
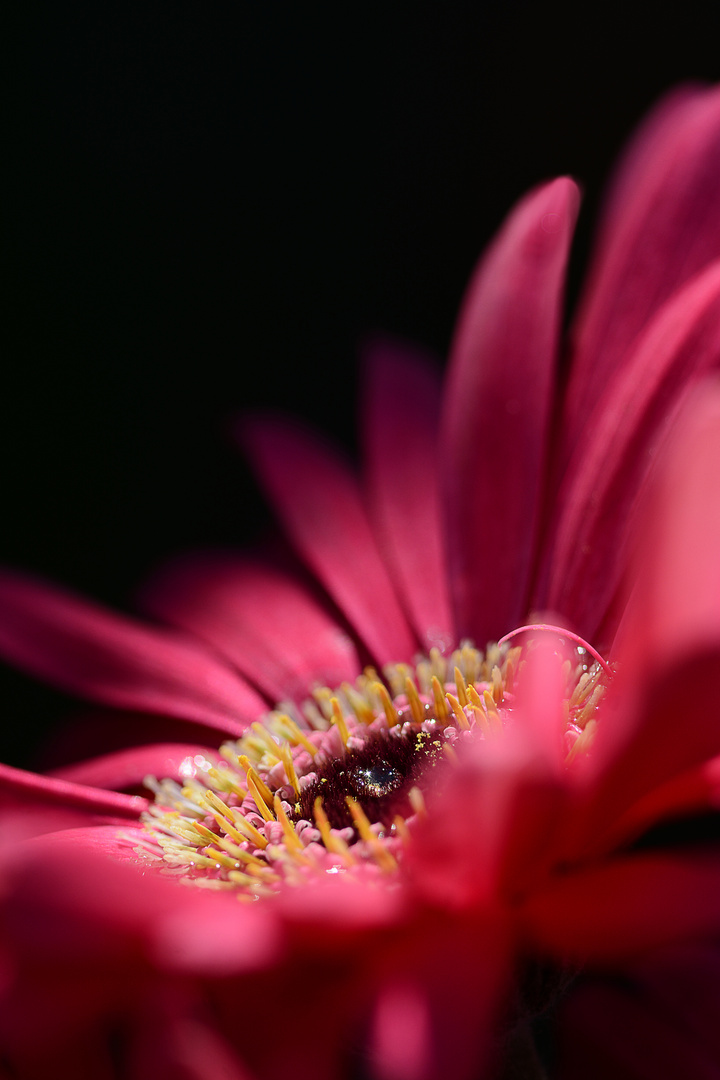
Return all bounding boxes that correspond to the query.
[0,762,147,819]
[583,383,720,834]
[142,554,361,702]
[0,570,263,736]
[361,338,454,652]
[564,83,720,456]
[537,260,720,641]
[48,743,219,790]
[521,854,720,962]
[440,178,579,644]
[240,415,416,663]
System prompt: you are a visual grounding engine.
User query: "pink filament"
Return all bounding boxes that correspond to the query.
[498,623,614,679]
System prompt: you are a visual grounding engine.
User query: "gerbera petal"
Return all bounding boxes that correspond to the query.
[47,743,219,791]
[0,570,264,737]
[0,762,147,819]
[564,82,720,455]
[536,259,720,641]
[141,553,361,702]
[239,415,417,663]
[581,384,720,835]
[361,337,454,653]
[440,177,579,644]
[604,755,720,849]
[520,854,720,962]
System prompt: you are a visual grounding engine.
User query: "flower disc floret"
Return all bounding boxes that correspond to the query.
[138,636,607,897]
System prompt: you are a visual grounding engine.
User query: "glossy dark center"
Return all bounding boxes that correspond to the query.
[294,727,444,835]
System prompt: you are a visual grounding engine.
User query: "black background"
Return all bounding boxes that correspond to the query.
[3,1,720,766]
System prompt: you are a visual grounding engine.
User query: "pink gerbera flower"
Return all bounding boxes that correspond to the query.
[3,83,720,1079]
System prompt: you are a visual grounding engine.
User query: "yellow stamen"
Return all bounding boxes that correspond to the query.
[446,692,470,730]
[375,682,399,727]
[431,675,449,724]
[280,716,318,757]
[330,697,350,745]
[247,775,276,822]
[313,796,354,861]
[345,798,397,872]
[408,785,427,818]
[454,666,469,708]
[342,683,376,725]
[273,794,306,853]
[404,676,425,725]
[277,742,301,796]
[238,756,274,807]
[491,665,504,704]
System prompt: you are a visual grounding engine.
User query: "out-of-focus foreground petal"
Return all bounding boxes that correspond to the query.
[520,853,720,962]
[0,761,147,819]
[240,415,417,663]
[0,570,264,737]
[582,382,720,838]
[440,177,579,645]
[564,83,720,457]
[361,338,454,653]
[537,259,720,642]
[141,553,361,702]
[47,742,219,790]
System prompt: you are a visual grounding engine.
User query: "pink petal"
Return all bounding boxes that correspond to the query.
[0,569,265,737]
[0,761,147,819]
[239,415,417,664]
[368,914,511,1080]
[361,337,454,653]
[440,178,579,644]
[581,384,720,836]
[536,259,720,642]
[563,83,720,457]
[605,755,720,847]
[48,743,219,790]
[141,553,361,702]
[520,854,720,963]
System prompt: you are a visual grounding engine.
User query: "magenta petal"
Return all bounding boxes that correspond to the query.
[48,743,219,790]
[440,177,579,644]
[581,385,720,833]
[142,554,361,702]
[521,854,720,962]
[564,83,720,455]
[537,259,720,641]
[361,338,454,653]
[0,762,147,818]
[0,569,265,736]
[239,415,417,663]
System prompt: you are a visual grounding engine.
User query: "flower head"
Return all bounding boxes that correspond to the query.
[4,83,720,1078]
